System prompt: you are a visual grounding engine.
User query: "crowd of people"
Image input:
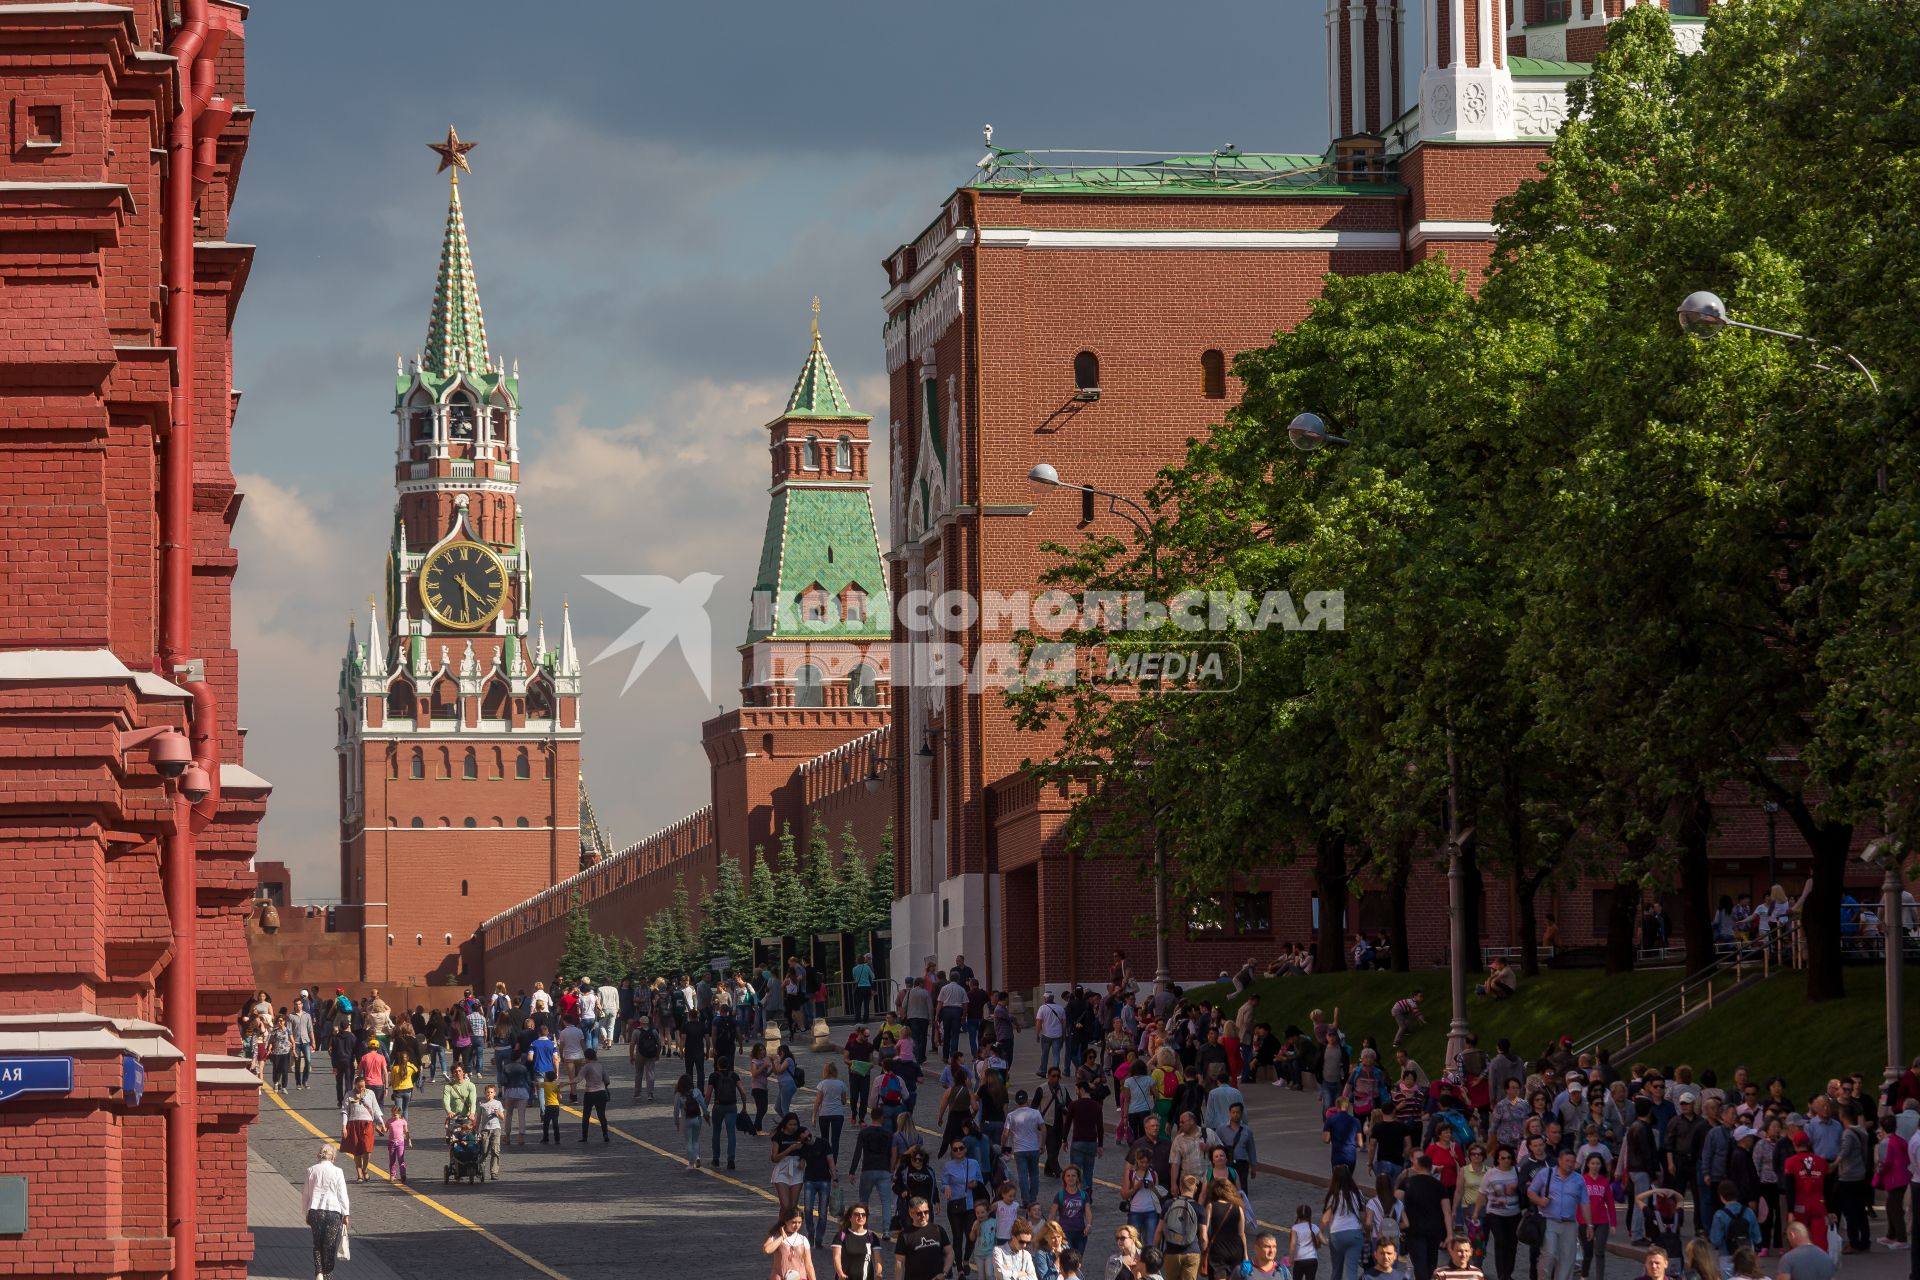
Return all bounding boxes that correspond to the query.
[281,945,1905,1280]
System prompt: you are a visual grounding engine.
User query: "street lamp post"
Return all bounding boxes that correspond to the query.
[1029,463,1170,995]
[1286,416,1475,1066]
[1678,288,1897,1084]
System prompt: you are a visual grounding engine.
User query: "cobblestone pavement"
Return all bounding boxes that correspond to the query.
[249,1036,1331,1279]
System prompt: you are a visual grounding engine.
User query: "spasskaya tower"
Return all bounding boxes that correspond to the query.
[336,130,585,984]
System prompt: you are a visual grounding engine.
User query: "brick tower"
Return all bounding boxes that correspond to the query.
[704,302,892,868]
[337,139,582,984]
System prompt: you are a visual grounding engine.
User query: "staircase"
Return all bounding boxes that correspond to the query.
[1567,922,1799,1062]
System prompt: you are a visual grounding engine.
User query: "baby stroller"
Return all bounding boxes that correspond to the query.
[445,1116,485,1184]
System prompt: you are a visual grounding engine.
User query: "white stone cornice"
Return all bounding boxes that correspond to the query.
[1406,219,1499,249]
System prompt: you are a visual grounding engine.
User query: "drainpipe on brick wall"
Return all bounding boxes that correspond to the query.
[160,4,217,1278]
[961,187,995,993]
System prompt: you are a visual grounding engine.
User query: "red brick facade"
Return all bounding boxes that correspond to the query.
[0,2,263,1277]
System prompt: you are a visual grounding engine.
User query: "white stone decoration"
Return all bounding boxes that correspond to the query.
[1513,82,1574,137]
[1669,21,1705,54]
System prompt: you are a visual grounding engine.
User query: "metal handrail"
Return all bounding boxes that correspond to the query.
[1565,920,1799,1061]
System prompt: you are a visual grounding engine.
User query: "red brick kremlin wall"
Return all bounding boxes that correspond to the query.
[0,2,264,1277]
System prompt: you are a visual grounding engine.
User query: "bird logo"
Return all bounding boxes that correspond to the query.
[583,572,723,698]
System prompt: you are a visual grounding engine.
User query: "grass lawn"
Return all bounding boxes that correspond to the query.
[1628,963,1920,1099]
[1197,967,1683,1073]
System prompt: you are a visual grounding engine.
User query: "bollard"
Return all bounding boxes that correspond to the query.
[764,1023,784,1057]
[811,1016,832,1053]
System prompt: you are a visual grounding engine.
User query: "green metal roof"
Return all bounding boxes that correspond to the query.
[785,324,862,418]
[748,485,891,642]
[424,178,491,378]
[971,148,1402,197]
[1508,56,1592,77]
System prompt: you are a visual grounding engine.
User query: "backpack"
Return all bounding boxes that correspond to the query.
[635,1027,661,1058]
[878,1074,906,1106]
[1719,1206,1753,1253]
[1163,1196,1202,1249]
[791,1062,807,1087]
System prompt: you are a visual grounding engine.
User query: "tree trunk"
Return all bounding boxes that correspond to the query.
[1799,819,1852,1002]
[1678,791,1716,975]
[1518,875,1541,977]
[1605,868,1641,975]
[1313,830,1351,973]
[1458,838,1484,971]
[1387,840,1413,973]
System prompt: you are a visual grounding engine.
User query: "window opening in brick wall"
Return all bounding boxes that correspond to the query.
[463,817,476,828]
[1233,891,1273,936]
[516,749,530,779]
[803,434,820,469]
[836,435,852,470]
[795,664,825,708]
[461,880,469,895]
[1073,351,1101,397]
[848,663,878,707]
[26,105,62,147]
[463,748,477,780]
[1201,350,1227,400]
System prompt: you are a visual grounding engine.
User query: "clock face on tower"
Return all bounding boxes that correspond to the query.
[419,540,508,630]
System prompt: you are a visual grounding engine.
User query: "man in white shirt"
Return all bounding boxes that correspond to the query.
[1034,993,1066,1079]
[288,1001,316,1091]
[598,980,620,1045]
[936,976,967,1058]
[1002,1089,1047,1206]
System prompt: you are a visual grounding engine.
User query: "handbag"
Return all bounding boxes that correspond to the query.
[1516,1209,1544,1249]
[339,1225,352,1260]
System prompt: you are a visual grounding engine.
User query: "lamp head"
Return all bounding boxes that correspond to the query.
[1677,290,1730,336]
[1287,412,1344,452]
[1028,463,1061,487]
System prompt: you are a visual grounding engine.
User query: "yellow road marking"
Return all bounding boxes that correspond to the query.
[561,1101,779,1203]
[261,1087,573,1280]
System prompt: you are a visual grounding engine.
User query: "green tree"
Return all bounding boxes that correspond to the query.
[834,823,873,935]
[700,854,752,967]
[769,825,811,940]
[558,893,605,983]
[866,823,895,931]
[745,845,778,944]
[805,821,842,935]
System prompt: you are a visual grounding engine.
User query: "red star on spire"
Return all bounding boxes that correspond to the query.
[428,125,477,177]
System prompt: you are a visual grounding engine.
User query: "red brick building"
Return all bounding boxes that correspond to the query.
[334,162,586,987]
[482,320,893,988]
[876,0,1754,991]
[0,1,266,1277]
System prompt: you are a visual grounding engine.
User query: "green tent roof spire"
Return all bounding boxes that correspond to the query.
[424,176,492,378]
[784,297,858,418]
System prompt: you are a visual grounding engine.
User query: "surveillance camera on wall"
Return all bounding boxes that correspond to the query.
[178,765,211,805]
[151,731,192,779]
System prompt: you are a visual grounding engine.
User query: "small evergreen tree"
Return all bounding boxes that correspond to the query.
[806,821,841,934]
[835,822,872,935]
[770,824,811,940]
[866,821,896,930]
[745,845,777,944]
[558,893,604,980]
[701,854,751,967]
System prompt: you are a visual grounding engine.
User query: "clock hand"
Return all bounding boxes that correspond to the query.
[457,577,484,605]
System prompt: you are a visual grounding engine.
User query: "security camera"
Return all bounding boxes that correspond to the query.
[178,765,212,805]
[151,730,192,779]
[1863,839,1905,868]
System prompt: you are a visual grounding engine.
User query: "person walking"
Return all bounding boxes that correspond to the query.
[710,1057,747,1169]
[1528,1147,1584,1280]
[631,1015,662,1101]
[290,1001,315,1090]
[579,1049,611,1143]
[675,1072,709,1171]
[268,1013,293,1092]
[339,1077,386,1184]
[499,1050,529,1144]
[766,1211,819,1280]
[302,1141,351,1278]
[814,1061,851,1160]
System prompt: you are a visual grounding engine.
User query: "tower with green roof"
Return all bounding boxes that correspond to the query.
[701,301,893,869]
[336,145,587,986]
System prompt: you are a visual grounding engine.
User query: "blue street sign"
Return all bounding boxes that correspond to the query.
[0,1057,74,1103]
[123,1054,145,1107]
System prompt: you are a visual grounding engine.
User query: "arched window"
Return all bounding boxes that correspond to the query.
[410,817,424,828]
[836,435,853,470]
[431,677,458,718]
[387,680,415,721]
[795,664,825,708]
[408,394,433,444]
[448,392,477,441]
[526,678,554,721]
[488,405,509,444]
[801,584,829,625]
[389,754,400,780]
[1201,349,1227,400]
[1073,351,1100,395]
[461,880,469,896]
[437,747,451,779]
[848,664,879,707]
[516,816,530,828]
[515,749,530,780]
[490,817,503,827]
[841,586,867,627]
[463,748,477,780]
[410,749,425,779]
[481,677,510,719]
[802,434,820,469]
[463,816,476,828]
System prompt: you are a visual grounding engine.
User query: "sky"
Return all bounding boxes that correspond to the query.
[231,0,1403,900]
